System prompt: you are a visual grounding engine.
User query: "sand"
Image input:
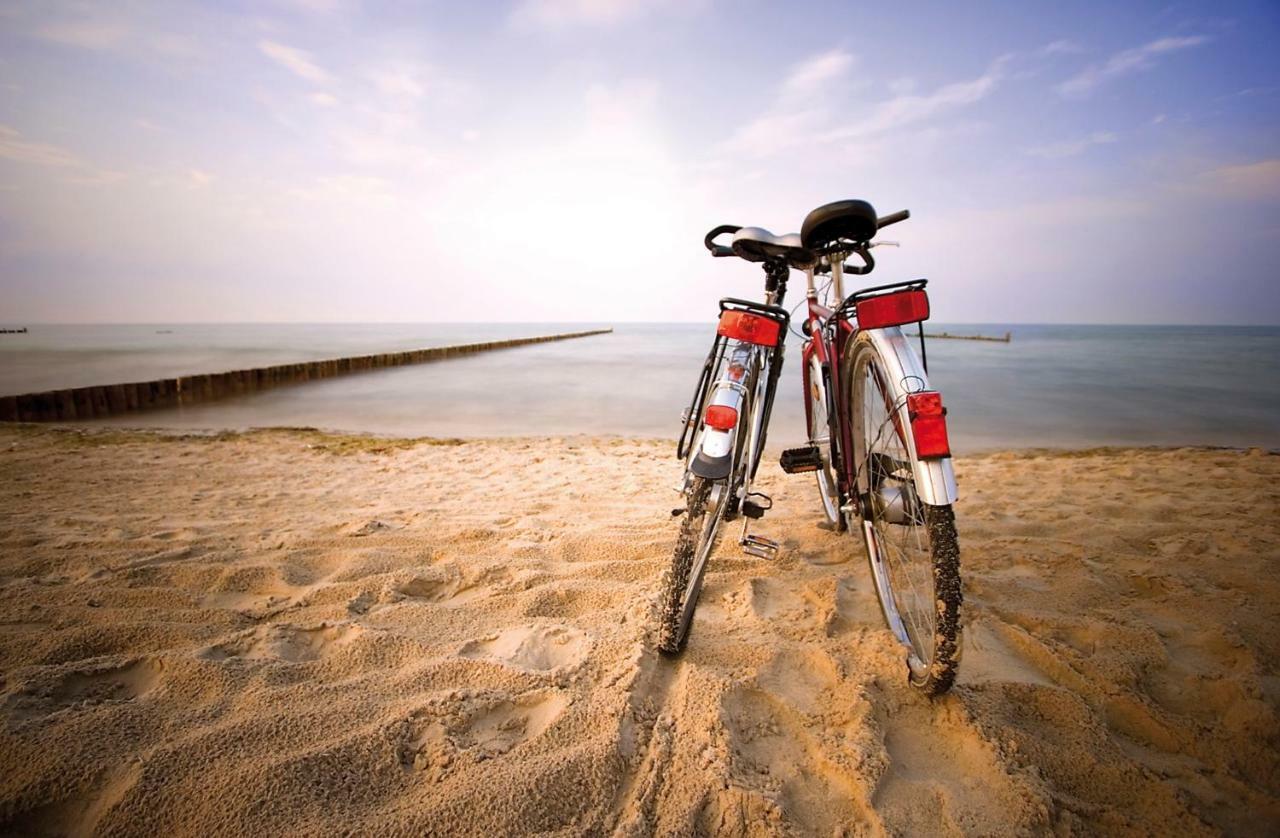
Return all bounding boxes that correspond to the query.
[0,426,1277,836]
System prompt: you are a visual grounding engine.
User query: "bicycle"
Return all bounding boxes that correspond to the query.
[658,199,962,696]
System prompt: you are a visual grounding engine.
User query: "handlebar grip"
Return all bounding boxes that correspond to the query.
[704,224,742,257]
[876,209,910,229]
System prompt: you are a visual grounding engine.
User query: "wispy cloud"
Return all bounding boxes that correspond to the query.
[0,124,126,187]
[35,20,129,50]
[1039,39,1084,56]
[823,56,1009,141]
[783,50,855,95]
[1025,130,1117,159]
[258,40,331,83]
[0,124,80,167]
[1057,35,1207,97]
[509,0,684,27]
[721,55,1005,159]
[1200,159,1280,201]
[367,65,427,99]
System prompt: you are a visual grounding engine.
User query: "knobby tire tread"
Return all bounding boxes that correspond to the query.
[916,503,962,696]
[657,478,711,655]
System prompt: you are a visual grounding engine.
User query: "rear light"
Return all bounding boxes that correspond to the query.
[718,311,781,346]
[907,391,950,458]
[855,289,929,329]
[704,405,738,430]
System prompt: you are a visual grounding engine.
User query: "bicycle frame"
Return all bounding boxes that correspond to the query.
[802,259,958,511]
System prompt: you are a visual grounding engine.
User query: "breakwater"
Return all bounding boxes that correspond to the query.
[924,331,1012,343]
[0,328,612,423]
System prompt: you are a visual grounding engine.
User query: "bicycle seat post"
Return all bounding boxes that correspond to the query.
[763,257,789,307]
[829,253,847,302]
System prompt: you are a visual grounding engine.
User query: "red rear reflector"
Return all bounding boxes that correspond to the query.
[907,391,950,458]
[718,311,781,346]
[704,405,738,430]
[855,289,930,330]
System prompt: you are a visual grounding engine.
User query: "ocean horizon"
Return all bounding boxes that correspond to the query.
[2,322,1278,452]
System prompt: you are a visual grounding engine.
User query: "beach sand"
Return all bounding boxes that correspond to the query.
[0,426,1277,835]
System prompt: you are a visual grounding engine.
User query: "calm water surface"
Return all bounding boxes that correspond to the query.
[2,323,1277,451]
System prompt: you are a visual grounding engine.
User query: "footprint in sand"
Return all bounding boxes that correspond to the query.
[453,690,569,754]
[458,625,589,672]
[755,648,842,716]
[402,690,569,777]
[394,566,512,605]
[7,658,164,720]
[342,519,393,537]
[961,619,1057,688]
[201,623,362,663]
[10,760,144,836]
[719,684,871,832]
[868,685,1051,834]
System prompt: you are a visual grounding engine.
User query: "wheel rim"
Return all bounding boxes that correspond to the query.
[852,343,937,677]
[807,358,840,525]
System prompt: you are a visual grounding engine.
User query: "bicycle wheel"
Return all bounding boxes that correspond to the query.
[846,334,961,695]
[807,355,844,530]
[657,476,728,654]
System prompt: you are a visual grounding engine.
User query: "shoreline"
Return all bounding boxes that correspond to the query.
[1,422,1276,458]
[1,426,1277,833]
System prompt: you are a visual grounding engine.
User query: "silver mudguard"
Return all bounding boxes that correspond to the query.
[865,327,959,506]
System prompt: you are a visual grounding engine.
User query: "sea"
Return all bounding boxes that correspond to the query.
[1,323,1278,452]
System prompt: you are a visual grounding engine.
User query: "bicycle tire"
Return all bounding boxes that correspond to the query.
[656,476,725,654]
[807,355,844,530]
[846,334,961,695]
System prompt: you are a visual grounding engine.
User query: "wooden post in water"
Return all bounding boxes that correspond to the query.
[1,328,614,423]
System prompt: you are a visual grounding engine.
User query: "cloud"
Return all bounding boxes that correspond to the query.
[367,66,427,99]
[783,50,855,95]
[1200,159,1280,201]
[721,55,1006,159]
[35,20,129,49]
[0,124,126,187]
[509,0,682,27]
[822,56,1008,141]
[1039,39,1084,56]
[309,92,339,107]
[258,40,331,83]
[1057,35,1207,97]
[0,125,80,167]
[1025,130,1117,159]
[718,50,855,158]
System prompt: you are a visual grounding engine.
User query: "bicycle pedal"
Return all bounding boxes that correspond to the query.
[780,446,823,474]
[741,534,779,559]
[741,492,772,519]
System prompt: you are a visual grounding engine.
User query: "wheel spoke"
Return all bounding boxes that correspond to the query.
[857,354,936,668]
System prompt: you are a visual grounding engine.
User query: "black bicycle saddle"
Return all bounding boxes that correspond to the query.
[800,199,878,249]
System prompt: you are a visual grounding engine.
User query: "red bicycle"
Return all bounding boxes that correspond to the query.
[660,199,962,695]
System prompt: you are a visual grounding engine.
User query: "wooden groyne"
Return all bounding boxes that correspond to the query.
[0,328,612,423]
[924,331,1011,343]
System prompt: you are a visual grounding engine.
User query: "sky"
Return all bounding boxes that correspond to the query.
[0,0,1277,324]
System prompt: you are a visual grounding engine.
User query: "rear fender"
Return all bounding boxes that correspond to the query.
[865,327,958,506]
[690,375,748,481]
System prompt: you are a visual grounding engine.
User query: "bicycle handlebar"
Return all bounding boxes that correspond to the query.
[844,244,875,275]
[704,224,741,257]
[877,209,910,229]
